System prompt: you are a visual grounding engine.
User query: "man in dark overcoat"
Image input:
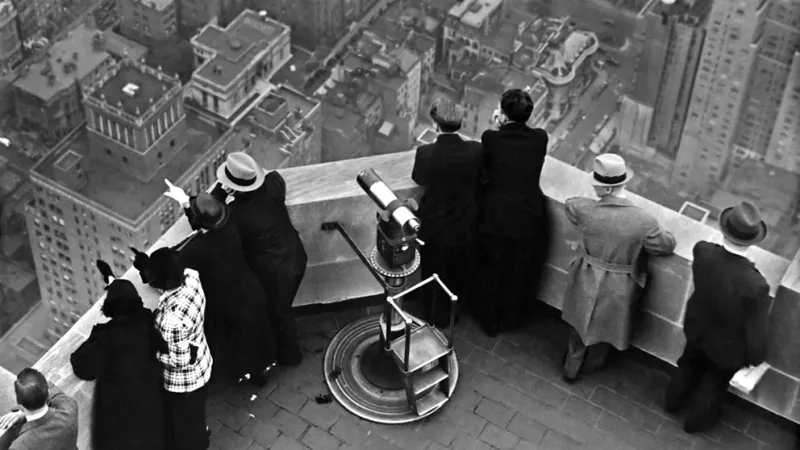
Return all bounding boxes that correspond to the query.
[561,154,676,382]
[412,98,484,326]
[665,201,770,433]
[477,88,551,336]
[211,152,307,366]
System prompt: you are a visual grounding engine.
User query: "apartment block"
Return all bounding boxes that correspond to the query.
[764,51,800,174]
[251,0,345,48]
[118,0,178,47]
[0,0,22,71]
[25,60,239,338]
[189,9,291,120]
[13,26,115,144]
[672,0,769,191]
[636,0,710,158]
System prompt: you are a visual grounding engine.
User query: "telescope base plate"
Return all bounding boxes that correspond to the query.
[324,314,459,424]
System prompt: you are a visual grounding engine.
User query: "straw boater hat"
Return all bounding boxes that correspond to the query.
[217,152,265,193]
[719,201,768,246]
[591,154,634,187]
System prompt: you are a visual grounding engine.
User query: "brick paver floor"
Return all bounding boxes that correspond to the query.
[205,303,797,450]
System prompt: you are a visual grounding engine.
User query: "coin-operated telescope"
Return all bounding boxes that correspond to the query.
[357,168,421,270]
[321,168,460,424]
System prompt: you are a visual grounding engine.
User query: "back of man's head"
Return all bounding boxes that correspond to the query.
[14,368,49,411]
[500,89,534,124]
[430,98,463,133]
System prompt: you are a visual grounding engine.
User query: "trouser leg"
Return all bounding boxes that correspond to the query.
[583,343,612,373]
[273,257,306,366]
[165,384,210,450]
[564,327,588,380]
[665,343,706,413]
[684,363,737,433]
[476,234,505,336]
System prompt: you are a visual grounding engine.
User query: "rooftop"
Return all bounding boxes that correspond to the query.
[31,108,229,223]
[192,10,289,88]
[448,0,503,28]
[367,16,409,44]
[13,151,800,450]
[134,0,173,12]
[88,62,178,117]
[649,0,712,23]
[271,47,314,90]
[13,25,113,102]
[102,29,149,61]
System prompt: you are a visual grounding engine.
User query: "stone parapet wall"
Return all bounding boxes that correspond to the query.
[7,151,798,449]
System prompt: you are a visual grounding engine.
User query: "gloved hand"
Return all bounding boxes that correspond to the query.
[130,247,151,284]
[163,179,190,207]
[96,260,115,285]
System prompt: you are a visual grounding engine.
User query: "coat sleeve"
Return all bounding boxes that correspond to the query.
[70,326,107,381]
[264,171,287,202]
[47,392,78,419]
[209,182,227,201]
[177,238,204,272]
[156,317,192,369]
[642,222,676,256]
[411,147,429,186]
[744,281,770,366]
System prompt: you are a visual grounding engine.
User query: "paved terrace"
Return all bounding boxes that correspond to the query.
[2,152,799,449]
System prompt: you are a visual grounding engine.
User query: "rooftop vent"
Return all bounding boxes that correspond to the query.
[229,38,243,50]
[122,83,140,97]
[258,10,267,16]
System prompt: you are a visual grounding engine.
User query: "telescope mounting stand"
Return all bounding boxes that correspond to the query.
[321,221,460,424]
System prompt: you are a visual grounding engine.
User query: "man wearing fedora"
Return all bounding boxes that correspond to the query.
[561,154,676,382]
[665,201,770,433]
[211,152,307,366]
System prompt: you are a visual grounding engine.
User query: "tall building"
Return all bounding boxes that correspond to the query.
[13,0,38,43]
[252,0,345,48]
[764,50,800,174]
[732,0,800,159]
[365,17,436,91]
[672,0,769,192]
[25,59,239,337]
[633,0,710,157]
[188,10,291,121]
[442,0,511,64]
[0,0,22,71]
[117,0,178,47]
[13,26,116,144]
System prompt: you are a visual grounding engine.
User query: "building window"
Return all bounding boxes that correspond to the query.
[123,156,129,164]
[106,148,112,156]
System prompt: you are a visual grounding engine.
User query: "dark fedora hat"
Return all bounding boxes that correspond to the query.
[719,201,768,246]
[189,193,229,230]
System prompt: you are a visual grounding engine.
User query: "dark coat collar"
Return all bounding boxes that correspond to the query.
[435,133,463,143]
[499,121,529,131]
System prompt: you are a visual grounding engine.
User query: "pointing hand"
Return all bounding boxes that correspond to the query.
[163,179,190,206]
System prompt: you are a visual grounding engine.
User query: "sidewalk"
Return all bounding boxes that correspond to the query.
[205,304,797,450]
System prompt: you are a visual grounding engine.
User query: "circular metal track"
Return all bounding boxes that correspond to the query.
[324,314,459,424]
[369,247,420,278]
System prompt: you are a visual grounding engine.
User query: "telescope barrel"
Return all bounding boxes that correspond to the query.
[357,169,421,234]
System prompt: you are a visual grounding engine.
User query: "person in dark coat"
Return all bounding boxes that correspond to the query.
[412,98,484,326]
[476,88,552,336]
[665,201,771,433]
[69,261,166,450]
[210,152,307,366]
[162,186,278,386]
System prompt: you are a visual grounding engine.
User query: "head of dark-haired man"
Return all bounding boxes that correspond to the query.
[430,98,464,134]
[494,88,534,127]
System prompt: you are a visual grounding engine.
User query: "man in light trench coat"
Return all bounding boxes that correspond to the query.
[561,154,676,381]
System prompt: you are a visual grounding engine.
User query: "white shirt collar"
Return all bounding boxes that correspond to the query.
[25,406,48,422]
[722,241,751,259]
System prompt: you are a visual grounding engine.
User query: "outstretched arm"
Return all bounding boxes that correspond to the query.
[643,223,676,256]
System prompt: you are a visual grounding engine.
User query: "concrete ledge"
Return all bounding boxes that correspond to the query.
[19,151,800,448]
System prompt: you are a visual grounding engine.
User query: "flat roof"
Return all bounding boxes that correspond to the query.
[103,29,148,61]
[13,25,113,101]
[193,10,288,87]
[274,85,318,115]
[90,64,177,117]
[32,109,228,222]
[271,47,313,90]
[649,0,711,21]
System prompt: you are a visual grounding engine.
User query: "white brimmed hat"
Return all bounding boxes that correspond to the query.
[591,154,634,187]
[216,152,265,192]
